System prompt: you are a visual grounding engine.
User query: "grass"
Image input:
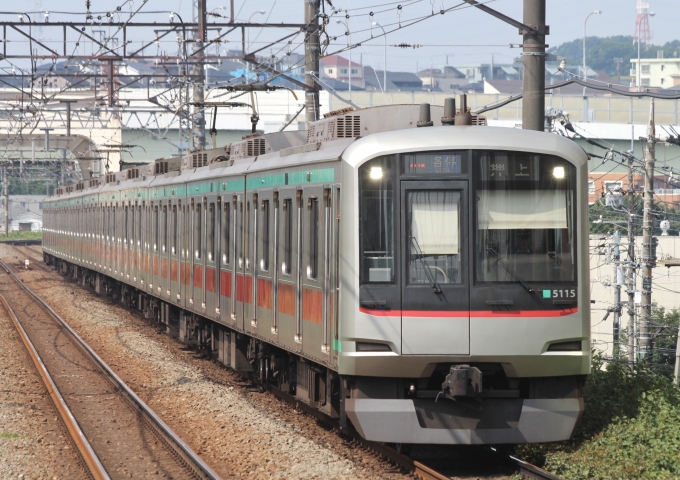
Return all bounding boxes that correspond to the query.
[0,231,42,241]
[0,433,22,439]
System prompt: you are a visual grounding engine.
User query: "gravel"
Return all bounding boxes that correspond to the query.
[0,285,85,480]
[2,245,403,479]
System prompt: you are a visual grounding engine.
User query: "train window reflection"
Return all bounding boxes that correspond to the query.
[475,151,576,283]
[408,190,461,285]
[359,156,395,283]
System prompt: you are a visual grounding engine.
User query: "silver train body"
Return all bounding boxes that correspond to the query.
[43,104,590,445]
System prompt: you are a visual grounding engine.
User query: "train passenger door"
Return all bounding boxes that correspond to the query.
[161,203,170,299]
[243,193,257,334]
[400,181,470,355]
[191,197,206,311]
[169,202,179,303]
[205,197,219,319]
[234,195,246,331]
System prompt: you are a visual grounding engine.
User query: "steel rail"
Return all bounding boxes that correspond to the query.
[0,289,108,480]
[0,258,221,480]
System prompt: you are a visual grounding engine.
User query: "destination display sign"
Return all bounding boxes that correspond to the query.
[403,152,466,174]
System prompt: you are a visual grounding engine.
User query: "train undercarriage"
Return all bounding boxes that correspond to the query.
[46,252,586,445]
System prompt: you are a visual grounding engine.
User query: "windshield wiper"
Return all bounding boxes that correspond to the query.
[486,247,539,296]
[410,236,442,294]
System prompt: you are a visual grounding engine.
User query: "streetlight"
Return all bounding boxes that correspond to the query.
[372,22,387,93]
[247,10,266,51]
[336,19,351,98]
[583,10,601,81]
[637,11,656,92]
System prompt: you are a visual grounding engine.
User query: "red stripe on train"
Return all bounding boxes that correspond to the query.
[359,308,578,317]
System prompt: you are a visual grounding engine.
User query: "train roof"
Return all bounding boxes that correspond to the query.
[46,104,587,203]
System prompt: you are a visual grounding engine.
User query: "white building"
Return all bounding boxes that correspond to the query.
[630,55,680,88]
[9,212,42,232]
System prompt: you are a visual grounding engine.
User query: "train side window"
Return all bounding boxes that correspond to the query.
[154,206,159,251]
[163,205,168,253]
[221,202,230,265]
[359,155,395,283]
[194,202,202,260]
[123,206,129,245]
[171,205,177,255]
[261,200,270,271]
[245,201,250,270]
[308,198,319,279]
[283,199,292,275]
[130,206,135,247]
[208,203,215,262]
[138,206,142,247]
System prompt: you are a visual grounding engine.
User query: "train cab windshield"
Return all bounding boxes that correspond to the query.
[474,151,576,284]
[359,150,577,291]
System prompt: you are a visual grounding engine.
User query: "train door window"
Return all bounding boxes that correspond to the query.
[194,202,202,260]
[308,198,319,279]
[172,205,177,255]
[283,199,292,275]
[152,206,157,251]
[130,206,135,247]
[163,205,168,253]
[208,202,215,262]
[261,200,270,271]
[138,206,142,247]
[221,202,230,265]
[359,155,395,283]
[245,201,250,270]
[407,190,461,285]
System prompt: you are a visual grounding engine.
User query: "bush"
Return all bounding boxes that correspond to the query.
[514,353,680,479]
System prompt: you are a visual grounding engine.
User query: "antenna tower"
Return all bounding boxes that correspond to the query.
[634,0,652,44]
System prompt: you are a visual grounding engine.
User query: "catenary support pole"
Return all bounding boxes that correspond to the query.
[3,166,7,236]
[192,0,207,150]
[304,0,320,126]
[639,99,656,363]
[522,0,546,131]
[627,151,637,365]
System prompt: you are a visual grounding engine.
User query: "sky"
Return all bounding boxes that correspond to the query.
[1,0,679,73]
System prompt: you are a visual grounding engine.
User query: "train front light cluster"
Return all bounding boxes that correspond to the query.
[553,166,565,179]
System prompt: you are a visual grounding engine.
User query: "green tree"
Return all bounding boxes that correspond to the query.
[589,195,680,237]
[8,178,56,196]
[548,36,680,76]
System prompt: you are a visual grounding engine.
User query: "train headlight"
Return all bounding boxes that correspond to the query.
[369,167,383,180]
[553,166,565,179]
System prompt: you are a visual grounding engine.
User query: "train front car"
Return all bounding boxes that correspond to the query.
[340,126,590,445]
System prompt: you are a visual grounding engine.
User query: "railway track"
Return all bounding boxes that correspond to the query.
[9,243,50,272]
[0,258,219,480]
[1,251,562,480]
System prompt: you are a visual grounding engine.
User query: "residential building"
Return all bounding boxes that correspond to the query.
[363,68,423,91]
[320,55,364,89]
[630,53,680,88]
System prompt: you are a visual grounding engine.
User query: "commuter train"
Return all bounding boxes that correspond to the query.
[43,102,590,445]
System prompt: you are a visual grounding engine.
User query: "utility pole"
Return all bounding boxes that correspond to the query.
[304,0,320,126]
[612,229,622,356]
[614,57,623,83]
[522,0,546,131]
[192,0,207,151]
[627,151,637,365]
[3,166,8,236]
[639,99,656,363]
